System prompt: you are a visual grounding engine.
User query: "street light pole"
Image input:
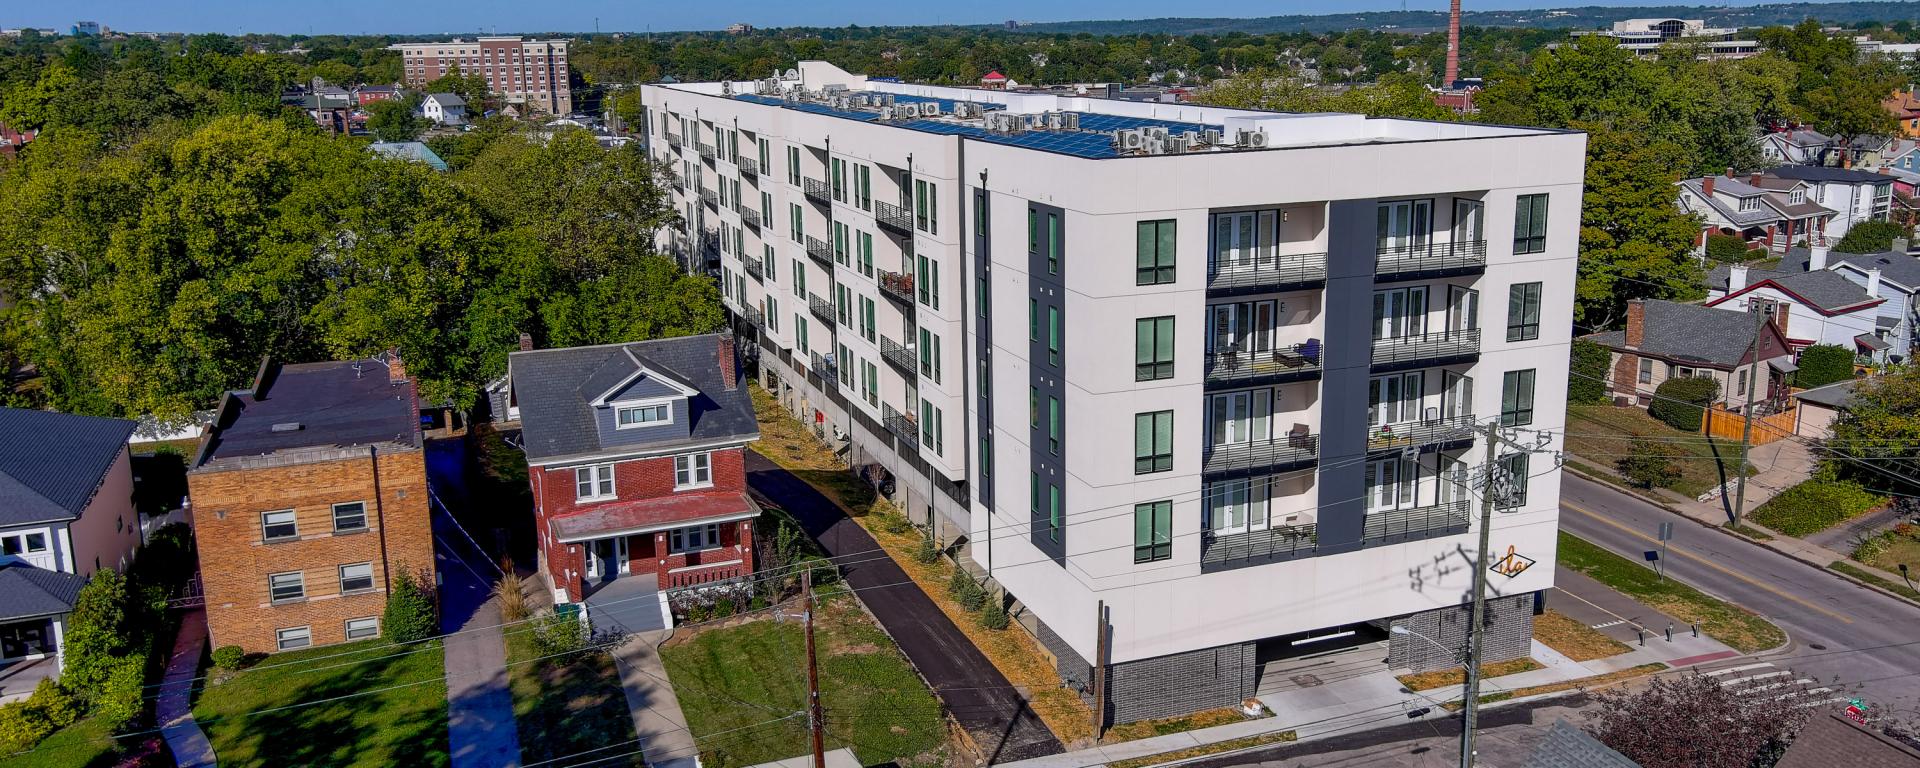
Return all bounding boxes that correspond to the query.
[1458,420,1501,768]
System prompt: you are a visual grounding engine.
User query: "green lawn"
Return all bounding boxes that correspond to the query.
[12,713,166,768]
[1557,532,1785,653]
[1750,479,1888,537]
[1854,526,1920,573]
[1565,404,1750,498]
[505,630,642,766]
[191,639,449,768]
[662,593,948,767]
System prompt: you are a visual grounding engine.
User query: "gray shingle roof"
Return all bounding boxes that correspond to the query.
[1768,165,1897,184]
[1585,300,1776,367]
[1779,247,1920,294]
[0,562,87,621]
[510,334,758,464]
[1523,719,1641,768]
[198,360,420,467]
[1793,379,1861,409]
[1706,264,1880,312]
[0,408,135,527]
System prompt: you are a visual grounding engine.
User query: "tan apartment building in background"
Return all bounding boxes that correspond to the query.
[391,36,572,116]
[187,357,435,653]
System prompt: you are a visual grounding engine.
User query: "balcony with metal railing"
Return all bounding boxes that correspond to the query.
[809,351,838,383]
[699,188,718,208]
[1374,240,1487,282]
[1206,251,1328,297]
[1200,524,1319,572]
[805,236,834,265]
[874,200,914,234]
[664,132,682,148]
[808,294,835,325]
[882,403,919,451]
[743,304,765,330]
[700,229,721,260]
[879,336,918,377]
[1201,432,1319,479]
[736,156,759,175]
[877,270,915,305]
[1367,415,1477,454]
[1362,500,1471,544]
[742,254,764,281]
[1204,342,1322,389]
[803,177,832,204]
[695,142,716,160]
[740,206,762,229]
[1370,328,1480,370]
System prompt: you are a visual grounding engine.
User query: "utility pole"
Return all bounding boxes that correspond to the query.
[1459,421,1500,768]
[1731,307,1769,527]
[803,569,825,768]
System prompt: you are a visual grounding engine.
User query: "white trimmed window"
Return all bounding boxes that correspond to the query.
[345,617,380,640]
[674,452,712,489]
[276,626,312,651]
[339,562,375,594]
[262,509,298,542]
[669,523,723,554]
[269,571,305,603]
[332,502,368,533]
[575,464,615,501]
[0,531,49,556]
[615,402,671,428]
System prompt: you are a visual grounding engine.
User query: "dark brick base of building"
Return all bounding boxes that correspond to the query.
[1378,592,1538,672]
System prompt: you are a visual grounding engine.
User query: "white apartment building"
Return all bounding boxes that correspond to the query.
[1569,18,1760,59]
[641,62,1585,723]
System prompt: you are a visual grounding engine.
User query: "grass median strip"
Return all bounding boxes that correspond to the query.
[1106,730,1299,768]
[1397,658,1543,692]
[1556,532,1785,653]
[1534,609,1632,662]
[1440,663,1668,712]
[1103,706,1268,745]
[1830,560,1920,603]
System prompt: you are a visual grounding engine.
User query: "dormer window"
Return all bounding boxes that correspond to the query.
[1738,196,1759,212]
[616,401,672,428]
[1789,189,1804,204]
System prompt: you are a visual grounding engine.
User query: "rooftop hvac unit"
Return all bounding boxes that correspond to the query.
[878,106,896,120]
[881,94,896,106]
[1117,129,1145,151]
[924,101,942,116]
[722,81,734,95]
[1145,126,1169,141]
[1061,113,1080,130]
[1241,130,1270,148]
[1144,135,1166,155]
[1202,128,1223,145]
[1181,130,1200,145]
[1045,112,1063,130]
[1166,136,1190,153]
[899,103,922,118]
[952,103,974,119]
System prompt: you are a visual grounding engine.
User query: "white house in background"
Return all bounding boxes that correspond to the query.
[1678,171,1835,253]
[1705,259,1890,361]
[1770,244,1920,362]
[421,92,467,126]
[1764,166,1896,242]
[0,408,141,701]
[646,60,1585,723]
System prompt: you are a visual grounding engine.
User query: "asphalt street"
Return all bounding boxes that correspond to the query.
[1559,473,1920,711]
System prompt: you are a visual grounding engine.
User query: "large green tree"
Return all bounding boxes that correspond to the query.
[1573,126,1706,327]
[365,97,428,142]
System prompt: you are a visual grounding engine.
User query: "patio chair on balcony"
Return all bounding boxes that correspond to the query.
[1299,338,1322,364]
[1287,424,1311,449]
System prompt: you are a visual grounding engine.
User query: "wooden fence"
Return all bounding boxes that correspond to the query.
[1702,405,1798,445]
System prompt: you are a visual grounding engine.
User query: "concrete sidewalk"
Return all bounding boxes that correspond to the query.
[158,608,216,768]
[611,630,700,768]
[435,500,522,768]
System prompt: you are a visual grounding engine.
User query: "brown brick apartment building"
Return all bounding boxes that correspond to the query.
[188,358,435,653]
[390,36,572,116]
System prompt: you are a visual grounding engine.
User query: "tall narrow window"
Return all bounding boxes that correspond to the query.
[1049,485,1062,542]
[1513,194,1549,254]
[916,256,939,310]
[1046,213,1061,275]
[1500,369,1536,426]
[919,329,941,384]
[921,402,943,456]
[1134,411,1173,474]
[790,203,803,243]
[1506,282,1543,342]
[1137,219,1176,285]
[1048,396,1061,455]
[1497,453,1530,508]
[1047,306,1061,366]
[916,179,937,234]
[1133,501,1172,563]
[1135,317,1175,381]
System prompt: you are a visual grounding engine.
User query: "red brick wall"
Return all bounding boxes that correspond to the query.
[1611,352,1642,403]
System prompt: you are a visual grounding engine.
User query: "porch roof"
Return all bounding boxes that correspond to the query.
[0,562,84,622]
[550,491,758,543]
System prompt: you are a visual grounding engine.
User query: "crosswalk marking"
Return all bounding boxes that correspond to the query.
[1590,620,1625,629]
[1700,662,1845,713]
[1703,663,1774,677]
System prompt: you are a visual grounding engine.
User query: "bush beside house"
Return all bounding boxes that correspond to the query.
[1794,344,1855,389]
[1705,233,1751,263]
[1569,339,1611,405]
[1834,220,1908,255]
[1650,377,1720,432]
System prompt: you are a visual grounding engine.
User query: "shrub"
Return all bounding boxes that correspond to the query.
[1650,377,1719,432]
[1617,439,1684,489]
[1834,220,1908,254]
[493,570,528,623]
[63,570,135,697]
[1745,248,1767,261]
[30,681,80,730]
[1569,339,1611,405]
[93,655,146,731]
[1751,479,1887,536]
[383,569,438,644]
[979,591,1009,631]
[531,611,590,657]
[947,569,985,611]
[1794,344,1855,389]
[211,646,245,670]
[913,530,940,564]
[1705,233,1750,263]
[0,700,56,754]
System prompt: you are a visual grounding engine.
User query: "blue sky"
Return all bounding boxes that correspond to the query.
[7,0,1862,34]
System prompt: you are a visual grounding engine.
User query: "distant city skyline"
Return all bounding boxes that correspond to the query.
[1,0,1883,35]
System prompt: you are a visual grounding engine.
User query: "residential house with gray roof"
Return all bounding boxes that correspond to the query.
[1766,165,1898,242]
[506,333,760,631]
[1705,257,1890,362]
[1769,244,1920,361]
[0,408,141,699]
[1678,171,1835,254]
[1584,299,1796,411]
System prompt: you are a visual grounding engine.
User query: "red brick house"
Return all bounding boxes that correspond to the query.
[507,334,760,631]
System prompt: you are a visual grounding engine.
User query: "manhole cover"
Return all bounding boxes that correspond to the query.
[1290,674,1324,688]
[1809,643,1828,650]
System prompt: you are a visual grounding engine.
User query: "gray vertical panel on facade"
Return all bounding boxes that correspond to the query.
[1315,198,1379,552]
[1028,201,1067,564]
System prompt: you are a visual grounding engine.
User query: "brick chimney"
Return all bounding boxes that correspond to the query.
[1702,175,1715,196]
[386,349,408,384]
[1749,172,1763,186]
[1624,299,1646,349]
[1444,0,1462,86]
[518,332,534,352]
[717,335,738,390]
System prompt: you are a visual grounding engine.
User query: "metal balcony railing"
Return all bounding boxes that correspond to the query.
[874,200,914,234]
[742,254,764,281]
[808,294,836,325]
[736,156,759,175]
[1201,432,1319,478]
[659,166,681,185]
[880,336,918,376]
[695,142,716,160]
[1204,342,1322,387]
[700,229,721,258]
[882,403,919,451]
[1206,251,1328,294]
[743,304,766,329]
[805,236,834,265]
[664,132,682,148]
[1367,415,1477,454]
[803,177,832,204]
[1200,524,1318,570]
[699,188,718,208]
[877,269,915,305]
[810,351,838,383]
[1375,240,1487,281]
[740,206,762,229]
[1362,500,1471,543]
[1371,328,1481,368]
